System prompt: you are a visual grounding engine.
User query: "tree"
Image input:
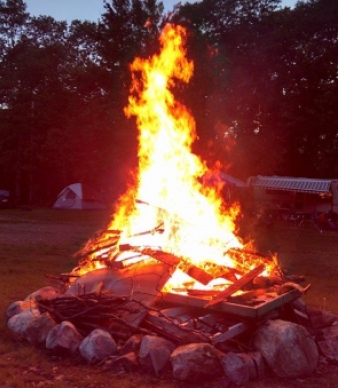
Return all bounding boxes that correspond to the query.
[92,0,166,198]
[173,0,338,180]
[0,2,112,204]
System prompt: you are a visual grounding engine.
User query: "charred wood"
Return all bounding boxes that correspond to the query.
[143,312,210,344]
[227,288,274,304]
[36,292,151,338]
[205,264,266,308]
[136,247,214,285]
[226,248,275,275]
[74,235,120,261]
[276,282,311,295]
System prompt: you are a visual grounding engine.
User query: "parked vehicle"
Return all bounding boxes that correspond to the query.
[0,189,10,208]
[247,175,338,215]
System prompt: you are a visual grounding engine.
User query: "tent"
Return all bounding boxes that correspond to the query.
[53,183,107,210]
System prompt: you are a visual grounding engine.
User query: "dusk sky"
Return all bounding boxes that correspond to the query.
[25,0,298,24]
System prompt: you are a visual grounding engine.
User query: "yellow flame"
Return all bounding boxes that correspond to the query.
[73,24,279,291]
[107,24,242,268]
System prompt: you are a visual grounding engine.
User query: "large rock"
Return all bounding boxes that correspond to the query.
[316,324,338,364]
[220,351,250,387]
[139,335,176,376]
[25,312,57,346]
[253,319,319,379]
[220,351,265,386]
[79,329,117,364]
[6,300,38,319]
[239,351,266,381]
[106,352,139,372]
[7,309,41,339]
[46,321,83,355]
[170,342,224,382]
[25,286,60,301]
[118,334,143,355]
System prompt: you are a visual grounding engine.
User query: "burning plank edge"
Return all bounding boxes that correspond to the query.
[161,289,301,320]
[73,222,165,262]
[126,246,215,285]
[120,246,246,284]
[205,264,266,308]
[65,262,175,310]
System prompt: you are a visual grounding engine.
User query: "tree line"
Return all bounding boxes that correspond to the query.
[0,0,337,205]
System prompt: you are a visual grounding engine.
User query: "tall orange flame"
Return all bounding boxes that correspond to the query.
[107,24,242,271]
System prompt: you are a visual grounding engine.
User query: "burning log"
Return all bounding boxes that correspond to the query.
[187,289,219,297]
[205,264,266,308]
[136,247,240,284]
[122,246,214,285]
[277,282,311,295]
[74,231,121,260]
[74,223,165,264]
[203,261,240,282]
[252,276,283,288]
[226,248,274,274]
[227,288,274,304]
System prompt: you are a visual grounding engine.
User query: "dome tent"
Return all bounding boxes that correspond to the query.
[53,183,106,210]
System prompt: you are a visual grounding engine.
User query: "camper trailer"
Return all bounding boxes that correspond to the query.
[247,175,338,216]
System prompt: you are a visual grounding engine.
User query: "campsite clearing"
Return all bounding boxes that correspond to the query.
[1,208,338,388]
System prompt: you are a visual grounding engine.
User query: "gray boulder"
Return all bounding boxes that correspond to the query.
[139,335,176,376]
[253,319,318,379]
[25,312,57,346]
[6,300,38,319]
[7,309,41,339]
[46,321,83,355]
[220,351,251,386]
[79,329,117,364]
[171,342,224,382]
[25,286,60,301]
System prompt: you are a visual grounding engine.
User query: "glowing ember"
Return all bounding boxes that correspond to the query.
[73,24,277,293]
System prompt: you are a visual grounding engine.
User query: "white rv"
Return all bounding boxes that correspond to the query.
[247,175,338,215]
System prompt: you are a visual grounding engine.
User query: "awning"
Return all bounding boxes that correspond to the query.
[220,173,248,188]
[249,176,332,194]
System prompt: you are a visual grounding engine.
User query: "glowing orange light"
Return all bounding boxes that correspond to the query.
[74,24,277,292]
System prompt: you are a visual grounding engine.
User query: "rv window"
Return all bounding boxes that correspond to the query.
[266,189,289,197]
[319,192,332,200]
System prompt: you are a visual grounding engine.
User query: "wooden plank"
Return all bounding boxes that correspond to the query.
[138,248,213,285]
[161,289,300,320]
[144,312,210,344]
[205,264,266,308]
[211,322,250,345]
[66,262,173,307]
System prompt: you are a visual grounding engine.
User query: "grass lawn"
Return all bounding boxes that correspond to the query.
[1,207,338,388]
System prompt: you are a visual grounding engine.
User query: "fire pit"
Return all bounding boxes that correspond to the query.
[6,24,338,385]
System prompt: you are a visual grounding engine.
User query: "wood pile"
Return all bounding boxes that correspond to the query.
[7,221,336,384]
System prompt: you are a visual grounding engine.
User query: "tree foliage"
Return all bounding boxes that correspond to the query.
[0,0,337,205]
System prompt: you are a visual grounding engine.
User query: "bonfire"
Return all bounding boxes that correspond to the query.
[69,23,279,300]
[8,25,328,386]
